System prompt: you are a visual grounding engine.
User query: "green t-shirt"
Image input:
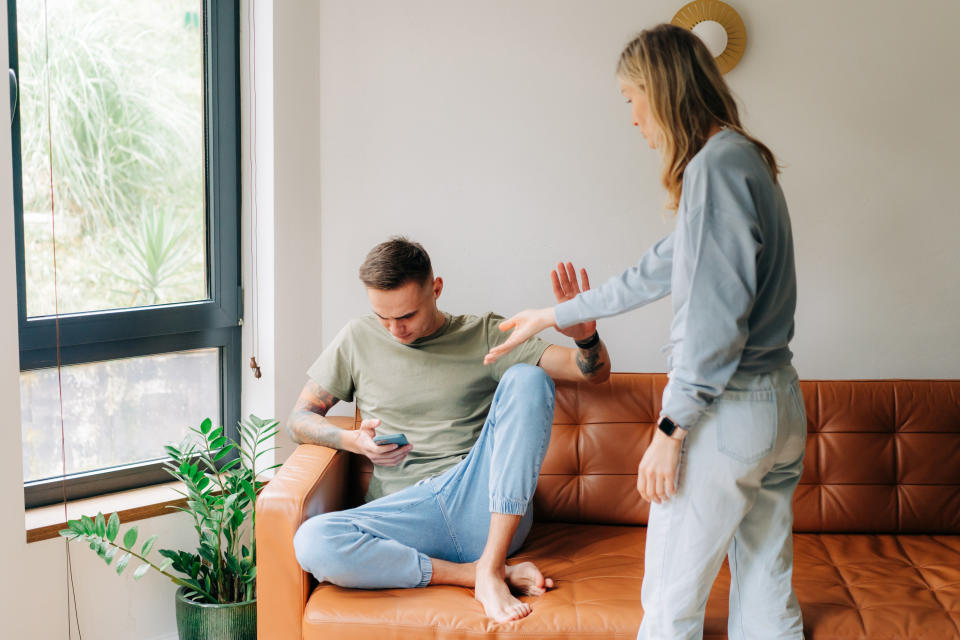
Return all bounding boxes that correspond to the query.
[307,312,551,501]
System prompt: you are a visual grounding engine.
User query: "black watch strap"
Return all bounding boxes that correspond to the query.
[575,331,600,349]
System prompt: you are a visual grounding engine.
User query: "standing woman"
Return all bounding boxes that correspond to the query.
[485,24,806,639]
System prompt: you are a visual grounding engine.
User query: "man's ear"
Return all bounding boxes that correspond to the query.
[432,277,443,299]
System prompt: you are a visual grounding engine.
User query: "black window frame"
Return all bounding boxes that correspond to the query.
[7,0,242,508]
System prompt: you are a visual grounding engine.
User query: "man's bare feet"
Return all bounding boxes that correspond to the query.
[505,561,555,597]
[474,563,532,623]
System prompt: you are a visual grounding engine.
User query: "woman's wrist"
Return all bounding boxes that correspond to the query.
[545,306,557,328]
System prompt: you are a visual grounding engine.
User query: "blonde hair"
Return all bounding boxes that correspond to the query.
[617,24,779,211]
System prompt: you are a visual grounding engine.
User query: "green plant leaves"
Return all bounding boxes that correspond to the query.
[212,444,234,461]
[106,512,120,542]
[115,553,131,575]
[57,414,278,604]
[123,526,138,549]
[141,534,159,556]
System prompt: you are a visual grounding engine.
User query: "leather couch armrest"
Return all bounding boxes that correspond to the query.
[255,416,354,640]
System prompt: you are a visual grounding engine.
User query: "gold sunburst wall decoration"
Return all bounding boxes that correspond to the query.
[671,0,746,74]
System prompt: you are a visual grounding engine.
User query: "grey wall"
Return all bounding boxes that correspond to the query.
[315,0,960,401]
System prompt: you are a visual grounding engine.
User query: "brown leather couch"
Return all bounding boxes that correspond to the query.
[257,374,960,639]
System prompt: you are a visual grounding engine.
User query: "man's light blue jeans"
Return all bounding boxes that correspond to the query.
[294,364,555,589]
[638,365,806,640]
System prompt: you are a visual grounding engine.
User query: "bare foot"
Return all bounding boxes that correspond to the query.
[505,561,555,596]
[475,563,532,623]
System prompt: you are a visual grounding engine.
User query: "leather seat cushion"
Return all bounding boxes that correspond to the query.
[303,523,724,639]
[302,523,960,639]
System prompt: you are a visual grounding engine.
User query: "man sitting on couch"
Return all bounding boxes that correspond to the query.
[289,237,610,623]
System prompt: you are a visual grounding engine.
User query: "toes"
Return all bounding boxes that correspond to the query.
[545,577,555,589]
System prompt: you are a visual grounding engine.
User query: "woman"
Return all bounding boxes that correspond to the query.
[484,24,806,639]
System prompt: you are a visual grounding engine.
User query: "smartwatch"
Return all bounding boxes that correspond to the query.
[658,416,685,439]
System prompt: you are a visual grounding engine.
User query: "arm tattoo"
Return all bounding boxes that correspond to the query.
[287,382,345,449]
[576,341,607,378]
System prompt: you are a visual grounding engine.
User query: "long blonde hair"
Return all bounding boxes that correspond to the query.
[617,24,779,211]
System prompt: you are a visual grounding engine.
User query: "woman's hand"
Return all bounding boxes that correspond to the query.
[483,307,555,365]
[636,430,683,504]
[551,262,596,342]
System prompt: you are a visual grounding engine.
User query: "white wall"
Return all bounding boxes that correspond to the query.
[2,1,959,638]
[269,0,324,459]
[316,0,960,387]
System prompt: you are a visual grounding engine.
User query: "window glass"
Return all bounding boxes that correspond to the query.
[17,0,206,317]
[20,348,219,482]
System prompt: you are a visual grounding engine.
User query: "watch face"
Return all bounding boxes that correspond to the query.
[658,418,677,436]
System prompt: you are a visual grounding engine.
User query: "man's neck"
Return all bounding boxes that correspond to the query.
[423,309,447,338]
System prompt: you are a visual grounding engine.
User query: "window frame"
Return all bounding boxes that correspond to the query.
[8,0,242,508]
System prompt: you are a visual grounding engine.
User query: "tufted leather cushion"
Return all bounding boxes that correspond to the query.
[300,523,960,639]
[302,523,728,640]
[352,376,960,532]
[794,379,960,533]
[533,375,960,534]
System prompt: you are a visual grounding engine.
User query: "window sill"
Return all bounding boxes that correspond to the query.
[26,481,191,543]
[25,475,272,543]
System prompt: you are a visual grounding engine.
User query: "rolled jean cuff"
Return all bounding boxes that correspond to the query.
[415,553,433,588]
[490,496,528,516]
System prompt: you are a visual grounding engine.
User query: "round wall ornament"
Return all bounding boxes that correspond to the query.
[671,0,746,74]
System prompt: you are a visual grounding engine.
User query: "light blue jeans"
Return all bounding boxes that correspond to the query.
[637,365,806,640]
[294,364,555,589]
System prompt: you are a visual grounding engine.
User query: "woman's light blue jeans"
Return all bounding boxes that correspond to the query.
[293,364,555,589]
[637,365,806,640]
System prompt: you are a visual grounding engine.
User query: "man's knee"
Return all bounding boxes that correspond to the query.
[495,364,555,442]
[500,363,555,398]
[294,513,352,582]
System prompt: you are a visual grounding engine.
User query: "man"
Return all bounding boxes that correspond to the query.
[290,237,610,623]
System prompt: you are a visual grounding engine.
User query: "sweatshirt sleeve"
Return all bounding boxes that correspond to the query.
[660,204,760,430]
[554,232,674,329]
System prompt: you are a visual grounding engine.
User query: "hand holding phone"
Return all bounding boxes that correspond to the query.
[373,433,409,447]
[353,418,413,467]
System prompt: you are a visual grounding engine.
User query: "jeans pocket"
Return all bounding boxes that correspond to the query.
[715,389,777,464]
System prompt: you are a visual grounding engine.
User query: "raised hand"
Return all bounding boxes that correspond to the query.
[349,418,413,466]
[483,307,555,365]
[551,262,596,342]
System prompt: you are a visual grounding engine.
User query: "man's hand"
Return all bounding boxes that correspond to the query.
[483,307,555,365]
[551,262,596,342]
[636,430,684,504]
[347,418,413,466]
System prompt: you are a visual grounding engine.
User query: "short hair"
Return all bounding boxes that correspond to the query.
[358,236,433,290]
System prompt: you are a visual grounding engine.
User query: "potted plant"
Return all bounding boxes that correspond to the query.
[59,415,280,640]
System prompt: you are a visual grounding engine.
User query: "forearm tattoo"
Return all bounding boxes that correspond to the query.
[287,382,344,448]
[576,341,607,379]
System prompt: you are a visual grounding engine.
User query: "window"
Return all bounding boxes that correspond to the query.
[8,0,241,508]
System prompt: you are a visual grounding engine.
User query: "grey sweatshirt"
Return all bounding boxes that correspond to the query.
[554,129,797,430]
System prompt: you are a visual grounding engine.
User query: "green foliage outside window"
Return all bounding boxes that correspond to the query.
[17,0,206,316]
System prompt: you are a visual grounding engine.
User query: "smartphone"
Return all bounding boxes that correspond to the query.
[373,433,409,447]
